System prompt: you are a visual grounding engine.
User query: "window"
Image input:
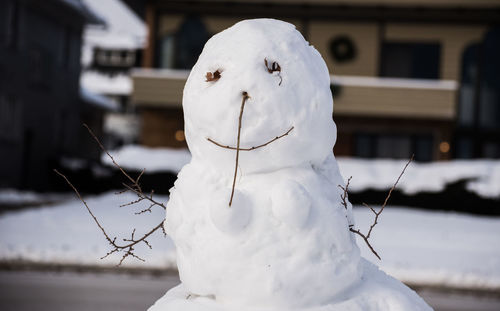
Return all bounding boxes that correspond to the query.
[376,135,411,159]
[158,16,210,69]
[380,42,441,79]
[355,133,433,161]
[0,0,19,48]
[92,48,136,69]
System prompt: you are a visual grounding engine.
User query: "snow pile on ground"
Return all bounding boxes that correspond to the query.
[101,143,500,199]
[149,19,430,311]
[1,194,499,290]
[101,145,191,173]
[339,158,500,199]
[353,206,500,290]
[0,192,175,268]
[0,189,71,207]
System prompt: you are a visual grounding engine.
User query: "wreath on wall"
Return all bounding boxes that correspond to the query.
[329,35,357,63]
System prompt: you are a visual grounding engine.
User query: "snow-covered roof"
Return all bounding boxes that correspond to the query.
[131,68,191,80]
[81,71,132,96]
[81,0,147,66]
[80,87,120,111]
[59,0,105,25]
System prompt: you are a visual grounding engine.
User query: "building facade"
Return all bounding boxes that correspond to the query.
[0,0,111,190]
[80,0,148,146]
[132,0,500,161]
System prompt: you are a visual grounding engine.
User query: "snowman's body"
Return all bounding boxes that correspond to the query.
[150,19,432,311]
[167,155,362,308]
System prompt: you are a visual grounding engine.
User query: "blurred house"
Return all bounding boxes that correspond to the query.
[80,0,147,146]
[0,0,116,191]
[131,0,500,161]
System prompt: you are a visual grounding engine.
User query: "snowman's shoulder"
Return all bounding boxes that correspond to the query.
[173,161,226,193]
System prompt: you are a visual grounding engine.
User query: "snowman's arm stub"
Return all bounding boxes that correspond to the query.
[270,180,311,229]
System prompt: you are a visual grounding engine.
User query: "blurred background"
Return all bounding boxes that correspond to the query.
[0,0,500,310]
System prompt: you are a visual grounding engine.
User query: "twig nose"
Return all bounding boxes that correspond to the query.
[242,91,249,98]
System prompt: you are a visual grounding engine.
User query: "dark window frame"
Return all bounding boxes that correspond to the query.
[379,41,441,80]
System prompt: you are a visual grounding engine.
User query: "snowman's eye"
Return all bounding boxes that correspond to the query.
[206,70,221,82]
[264,58,282,86]
[264,59,281,74]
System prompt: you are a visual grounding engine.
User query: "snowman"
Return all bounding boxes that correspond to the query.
[149,19,432,311]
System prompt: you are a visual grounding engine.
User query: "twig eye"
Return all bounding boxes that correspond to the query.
[264,58,281,74]
[206,70,221,82]
[264,58,282,85]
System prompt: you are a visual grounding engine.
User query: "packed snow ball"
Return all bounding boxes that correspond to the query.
[149,19,432,311]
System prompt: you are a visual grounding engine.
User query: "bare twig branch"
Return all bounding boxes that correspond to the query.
[228,92,250,206]
[54,169,165,265]
[364,155,414,240]
[350,228,381,260]
[338,176,352,210]
[53,124,169,265]
[207,126,294,151]
[84,124,165,210]
[339,155,414,260]
[120,196,144,208]
[206,93,294,207]
[54,169,114,246]
[85,125,165,212]
[83,123,136,187]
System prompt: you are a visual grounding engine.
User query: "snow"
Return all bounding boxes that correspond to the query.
[1,194,499,291]
[0,191,175,268]
[0,189,70,206]
[80,86,119,111]
[101,145,191,173]
[98,144,500,199]
[6,15,496,310]
[81,71,132,96]
[132,68,191,80]
[81,0,146,65]
[79,0,146,96]
[338,158,500,199]
[154,19,429,310]
[353,206,500,290]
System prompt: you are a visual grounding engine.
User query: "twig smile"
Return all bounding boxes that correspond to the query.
[206,92,294,206]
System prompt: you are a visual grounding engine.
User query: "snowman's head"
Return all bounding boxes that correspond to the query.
[183,19,336,174]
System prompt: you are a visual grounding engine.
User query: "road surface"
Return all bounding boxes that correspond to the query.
[0,271,499,311]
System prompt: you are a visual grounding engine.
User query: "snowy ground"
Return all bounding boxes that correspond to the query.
[1,191,499,291]
[0,192,175,268]
[353,206,500,290]
[339,158,500,199]
[101,145,500,199]
[0,189,72,208]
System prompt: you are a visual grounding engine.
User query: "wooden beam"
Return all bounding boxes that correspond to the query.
[143,2,156,68]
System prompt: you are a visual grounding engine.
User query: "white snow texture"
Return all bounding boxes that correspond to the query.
[149,19,431,311]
